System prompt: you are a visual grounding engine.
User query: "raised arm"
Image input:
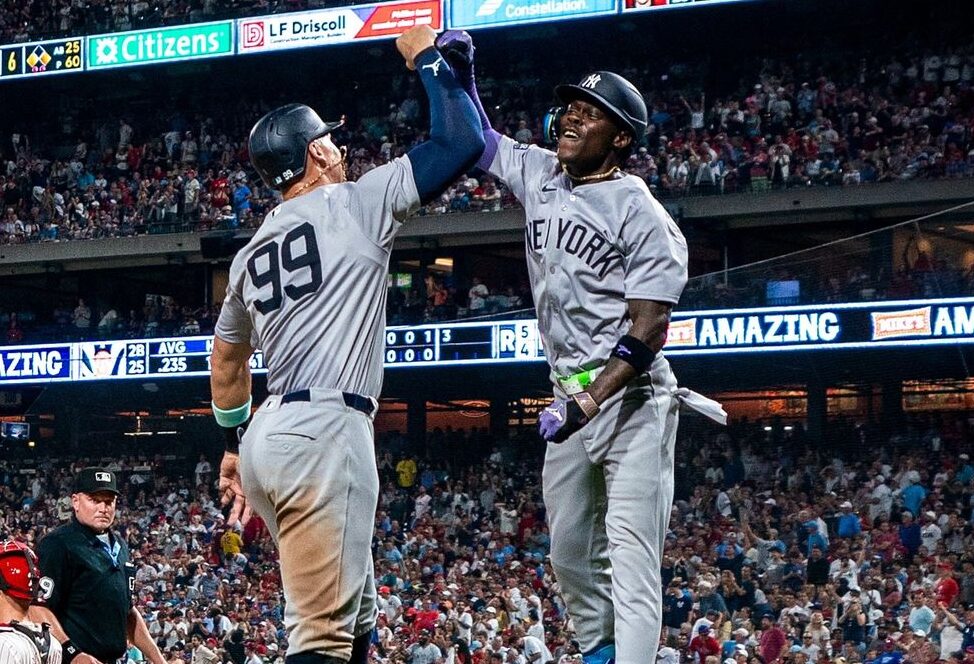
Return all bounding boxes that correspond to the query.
[395,27,485,205]
[434,30,502,171]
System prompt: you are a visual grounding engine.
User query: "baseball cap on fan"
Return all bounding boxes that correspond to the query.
[74,467,120,495]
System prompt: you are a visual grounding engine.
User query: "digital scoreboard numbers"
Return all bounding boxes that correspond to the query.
[1,38,83,79]
[437,326,493,362]
[495,321,544,361]
[3,298,974,386]
[384,322,544,366]
[146,337,265,376]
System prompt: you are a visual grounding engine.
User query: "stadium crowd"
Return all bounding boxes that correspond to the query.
[2,33,974,247]
[1,413,974,664]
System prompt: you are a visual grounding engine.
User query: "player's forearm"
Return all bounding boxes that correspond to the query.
[454,68,502,171]
[407,47,485,204]
[210,337,253,409]
[587,299,673,405]
[129,609,166,664]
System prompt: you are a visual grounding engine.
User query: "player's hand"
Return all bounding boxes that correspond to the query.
[538,398,589,443]
[396,25,437,71]
[434,29,474,74]
[219,452,252,527]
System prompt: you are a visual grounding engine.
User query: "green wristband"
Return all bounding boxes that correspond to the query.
[212,398,252,428]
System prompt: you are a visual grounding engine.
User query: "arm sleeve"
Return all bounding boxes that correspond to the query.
[406,47,485,206]
[213,259,254,345]
[621,195,689,304]
[36,535,68,611]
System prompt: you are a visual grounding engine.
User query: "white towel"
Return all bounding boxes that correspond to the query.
[675,387,728,425]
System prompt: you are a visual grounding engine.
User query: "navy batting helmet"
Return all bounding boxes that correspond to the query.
[248,103,344,189]
[555,71,648,139]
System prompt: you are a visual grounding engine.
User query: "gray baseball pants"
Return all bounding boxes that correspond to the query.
[543,359,680,664]
[240,389,379,661]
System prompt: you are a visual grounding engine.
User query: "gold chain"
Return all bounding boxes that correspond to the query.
[286,146,347,199]
[561,163,620,183]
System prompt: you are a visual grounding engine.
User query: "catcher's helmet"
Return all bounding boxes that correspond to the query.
[0,540,40,602]
[248,103,344,190]
[555,71,648,139]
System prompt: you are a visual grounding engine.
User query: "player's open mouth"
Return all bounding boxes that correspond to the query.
[561,129,580,141]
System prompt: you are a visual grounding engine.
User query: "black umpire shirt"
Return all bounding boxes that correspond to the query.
[37,517,136,662]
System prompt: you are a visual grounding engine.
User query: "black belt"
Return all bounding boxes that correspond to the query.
[280,389,375,417]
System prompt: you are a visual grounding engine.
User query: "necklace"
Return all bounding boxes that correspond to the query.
[285,149,347,199]
[561,163,620,183]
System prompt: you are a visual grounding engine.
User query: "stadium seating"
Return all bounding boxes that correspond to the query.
[1,414,972,663]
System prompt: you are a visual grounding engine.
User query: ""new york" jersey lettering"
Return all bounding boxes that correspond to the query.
[526,217,622,278]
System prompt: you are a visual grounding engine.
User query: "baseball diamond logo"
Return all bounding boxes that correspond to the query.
[476,0,505,16]
[580,73,601,88]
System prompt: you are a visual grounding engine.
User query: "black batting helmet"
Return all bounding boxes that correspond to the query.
[248,103,344,189]
[555,71,648,139]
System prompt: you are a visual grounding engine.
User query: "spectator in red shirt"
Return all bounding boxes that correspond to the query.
[690,624,721,664]
[6,314,23,344]
[414,598,439,633]
[759,614,788,663]
[935,564,960,607]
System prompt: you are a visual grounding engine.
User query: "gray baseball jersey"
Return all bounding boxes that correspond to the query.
[486,134,689,664]
[214,156,420,398]
[484,135,688,381]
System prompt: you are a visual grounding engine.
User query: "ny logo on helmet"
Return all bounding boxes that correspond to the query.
[580,74,601,89]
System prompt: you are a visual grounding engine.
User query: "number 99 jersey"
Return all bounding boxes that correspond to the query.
[214,157,421,398]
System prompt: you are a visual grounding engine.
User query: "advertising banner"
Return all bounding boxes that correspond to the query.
[238,1,442,54]
[448,0,617,30]
[623,0,748,11]
[87,21,234,70]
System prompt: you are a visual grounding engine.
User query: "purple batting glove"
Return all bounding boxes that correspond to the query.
[435,29,474,83]
[538,398,588,443]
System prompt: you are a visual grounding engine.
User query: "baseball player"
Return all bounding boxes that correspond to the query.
[209,26,484,664]
[436,31,725,664]
[0,540,62,664]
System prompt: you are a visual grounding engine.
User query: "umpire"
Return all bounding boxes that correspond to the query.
[32,468,165,664]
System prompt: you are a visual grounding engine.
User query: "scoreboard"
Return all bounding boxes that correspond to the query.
[1,37,83,79]
[2,298,974,386]
[385,320,541,366]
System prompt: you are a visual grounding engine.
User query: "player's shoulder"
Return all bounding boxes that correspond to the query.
[617,173,675,219]
[505,135,558,163]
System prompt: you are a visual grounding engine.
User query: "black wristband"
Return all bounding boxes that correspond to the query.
[62,640,80,664]
[610,334,656,374]
[223,425,244,454]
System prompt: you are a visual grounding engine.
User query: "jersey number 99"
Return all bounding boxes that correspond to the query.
[247,222,323,314]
